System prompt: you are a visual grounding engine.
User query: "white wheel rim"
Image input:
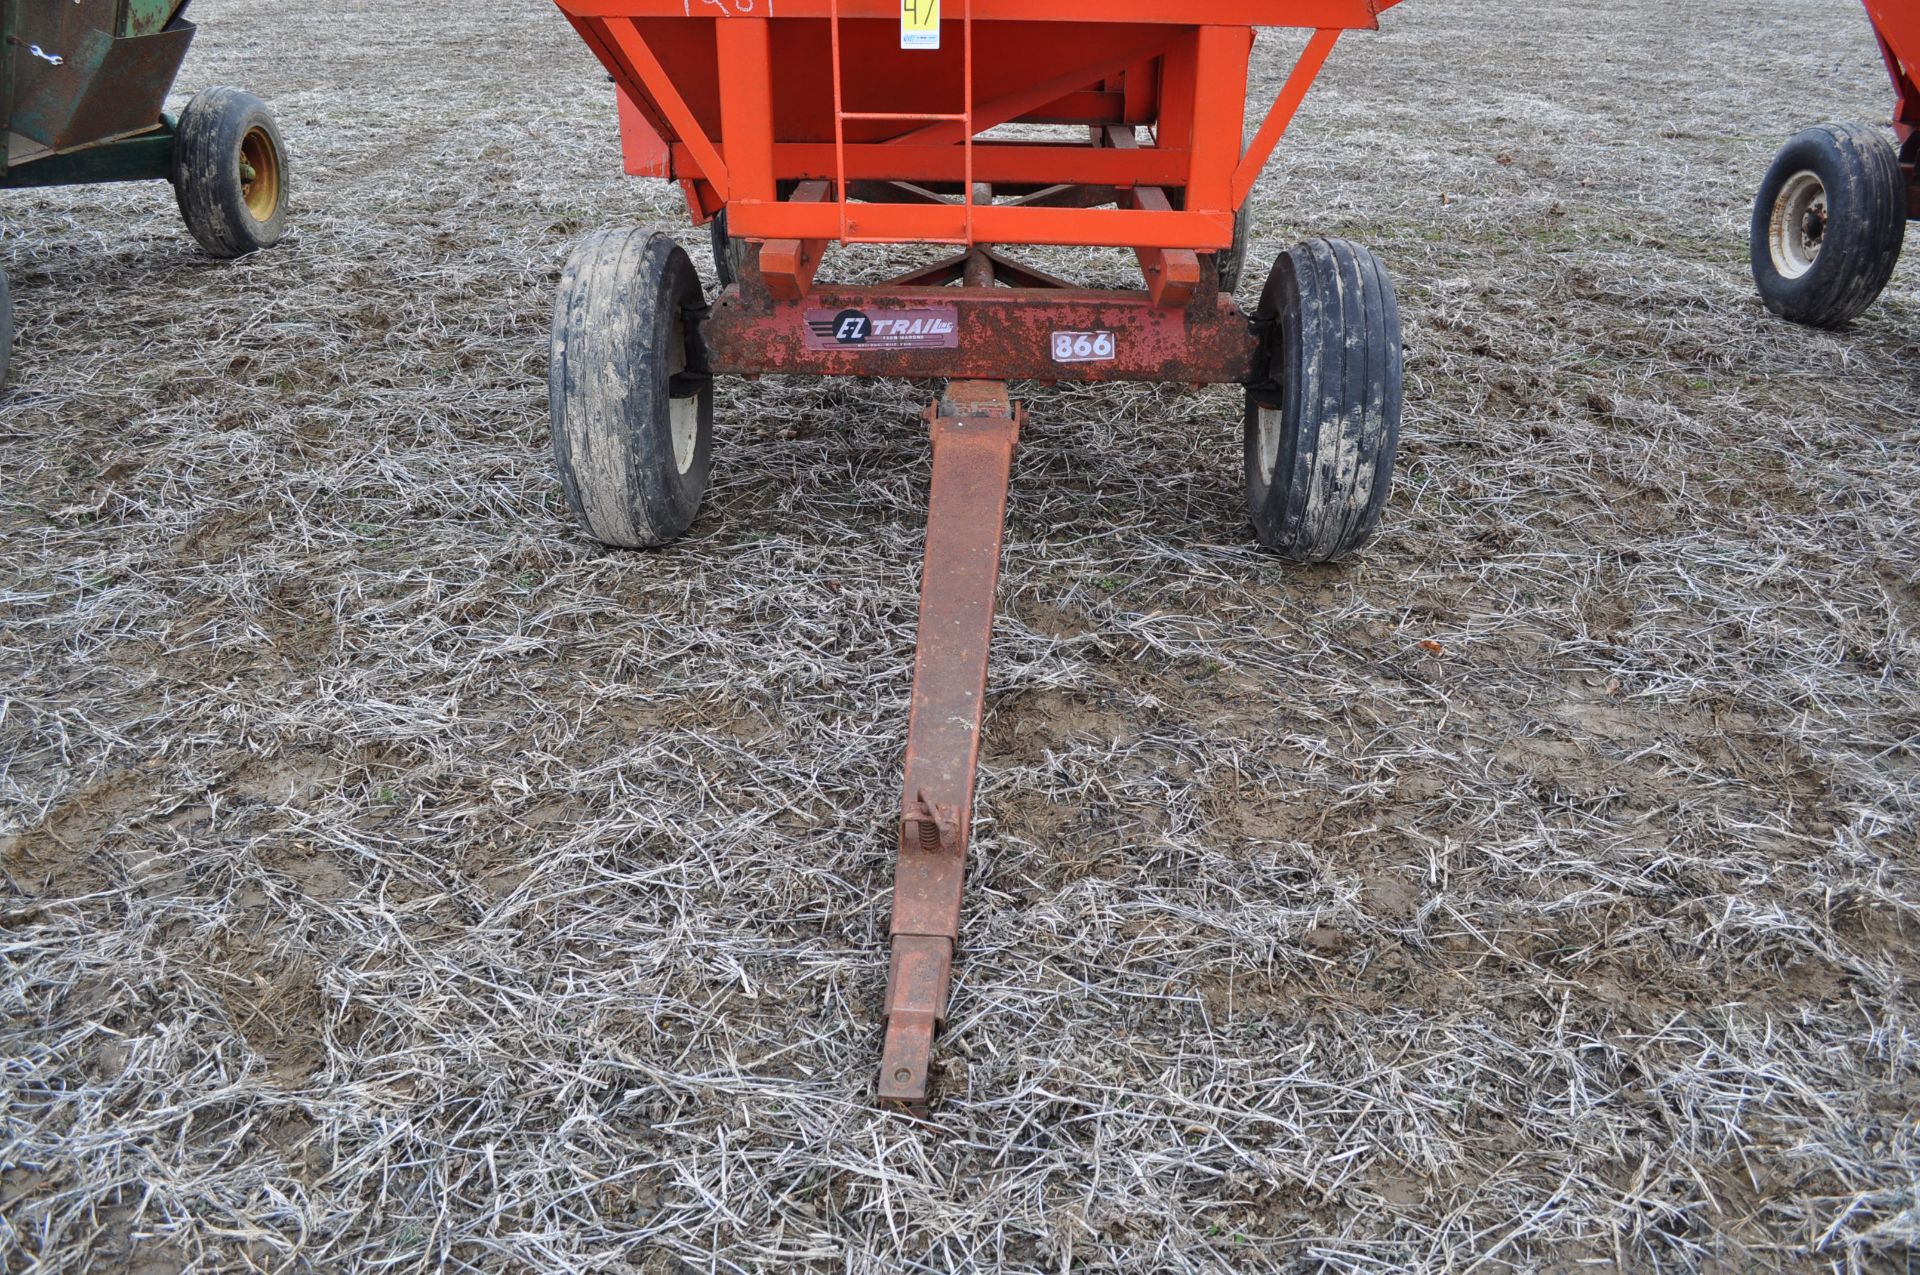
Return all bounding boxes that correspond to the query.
[1257,404,1284,478]
[667,314,698,476]
[1769,170,1828,280]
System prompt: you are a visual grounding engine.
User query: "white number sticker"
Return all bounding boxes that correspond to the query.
[1051,330,1116,364]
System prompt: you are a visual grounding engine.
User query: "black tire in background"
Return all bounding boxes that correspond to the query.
[1243,238,1402,563]
[1216,208,1251,295]
[550,229,714,548]
[710,207,749,289]
[172,87,289,259]
[1751,123,1906,329]
[710,182,797,287]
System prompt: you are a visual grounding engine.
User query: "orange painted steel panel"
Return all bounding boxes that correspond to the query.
[1864,0,1919,139]
[614,86,671,177]
[728,200,1235,248]
[715,19,776,203]
[1185,26,1252,217]
[556,1,1395,254]
[561,0,1397,25]
[599,19,731,198]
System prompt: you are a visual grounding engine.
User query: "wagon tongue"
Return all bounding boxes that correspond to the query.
[877,379,1022,1109]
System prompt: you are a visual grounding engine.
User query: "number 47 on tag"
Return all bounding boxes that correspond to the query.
[901,0,939,50]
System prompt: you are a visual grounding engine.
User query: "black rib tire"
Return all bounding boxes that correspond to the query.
[1243,238,1402,563]
[550,229,714,548]
[172,87,289,259]
[1216,207,1251,295]
[1751,123,1906,329]
[710,182,796,287]
[0,270,11,390]
[710,208,750,289]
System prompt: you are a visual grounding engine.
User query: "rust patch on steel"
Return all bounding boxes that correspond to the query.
[707,286,1256,385]
[877,383,1020,1108]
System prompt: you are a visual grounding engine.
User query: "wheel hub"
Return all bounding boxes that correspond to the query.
[1768,170,1828,280]
[668,316,699,475]
[239,125,280,223]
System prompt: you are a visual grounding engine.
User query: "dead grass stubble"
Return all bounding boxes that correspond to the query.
[3,0,1918,1270]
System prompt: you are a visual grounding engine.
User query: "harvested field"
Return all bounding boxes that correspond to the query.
[3,0,1918,1269]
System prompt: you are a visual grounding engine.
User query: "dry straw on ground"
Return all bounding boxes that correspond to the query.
[3,0,1917,1270]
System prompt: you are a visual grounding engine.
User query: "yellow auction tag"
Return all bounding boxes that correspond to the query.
[901,0,939,50]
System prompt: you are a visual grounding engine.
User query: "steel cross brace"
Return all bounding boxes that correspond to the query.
[877,380,1021,1107]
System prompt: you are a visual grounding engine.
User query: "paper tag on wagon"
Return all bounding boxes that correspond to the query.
[901,0,939,49]
[806,306,959,351]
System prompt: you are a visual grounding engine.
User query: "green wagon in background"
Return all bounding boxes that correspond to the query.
[0,0,291,384]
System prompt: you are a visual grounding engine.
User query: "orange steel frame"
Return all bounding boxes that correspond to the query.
[557,0,1398,262]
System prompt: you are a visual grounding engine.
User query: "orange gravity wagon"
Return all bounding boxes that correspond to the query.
[547,0,1407,1108]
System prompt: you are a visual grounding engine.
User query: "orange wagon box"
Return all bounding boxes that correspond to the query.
[546,0,1407,1107]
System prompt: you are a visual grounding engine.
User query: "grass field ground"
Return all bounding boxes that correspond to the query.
[3,0,1917,1269]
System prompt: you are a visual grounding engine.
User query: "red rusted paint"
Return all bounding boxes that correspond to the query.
[878,381,1020,1107]
[707,283,1256,384]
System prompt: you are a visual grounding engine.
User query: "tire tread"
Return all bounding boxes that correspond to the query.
[1244,237,1403,562]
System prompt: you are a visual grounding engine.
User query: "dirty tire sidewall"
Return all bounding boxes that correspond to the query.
[550,229,713,549]
[172,87,289,259]
[1244,238,1402,563]
[1750,123,1906,329]
[710,208,753,290]
[710,210,737,289]
[1216,207,1251,296]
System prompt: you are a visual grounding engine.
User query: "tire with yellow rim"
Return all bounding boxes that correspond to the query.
[172,87,289,259]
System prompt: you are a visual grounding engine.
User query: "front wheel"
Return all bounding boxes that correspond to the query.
[1751,123,1906,329]
[172,87,289,259]
[550,229,714,548]
[1243,238,1402,563]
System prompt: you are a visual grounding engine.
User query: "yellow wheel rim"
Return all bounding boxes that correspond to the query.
[239,126,281,222]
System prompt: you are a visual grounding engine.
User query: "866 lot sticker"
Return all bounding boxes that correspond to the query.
[805,306,959,352]
[1051,330,1117,363]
